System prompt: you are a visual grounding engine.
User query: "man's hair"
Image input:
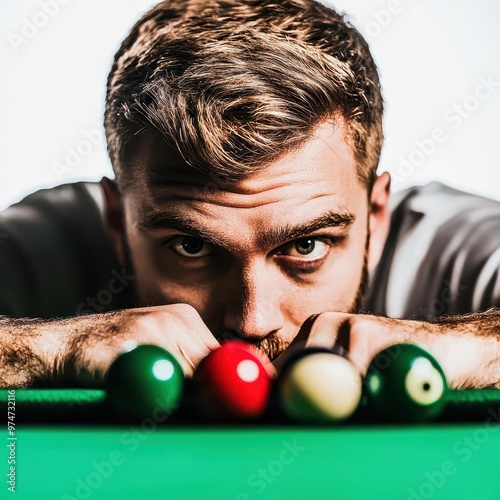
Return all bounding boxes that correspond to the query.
[104,0,383,191]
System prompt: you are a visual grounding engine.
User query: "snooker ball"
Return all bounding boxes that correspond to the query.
[193,341,271,420]
[105,344,184,421]
[278,347,363,424]
[364,343,448,422]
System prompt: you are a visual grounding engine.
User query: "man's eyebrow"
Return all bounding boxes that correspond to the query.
[138,211,235,249]
[258,210,355,250]
[139,208,355,251]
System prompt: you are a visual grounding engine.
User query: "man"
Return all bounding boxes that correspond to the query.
[0,0,499,389]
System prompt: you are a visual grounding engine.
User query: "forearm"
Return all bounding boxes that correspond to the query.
[276,307,500,391]
[0,316,57,387]
[430,308,500,389]
[0,314,112,388]
[0,305,218,388]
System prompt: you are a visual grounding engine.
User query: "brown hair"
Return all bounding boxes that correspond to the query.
[104,0,383,191]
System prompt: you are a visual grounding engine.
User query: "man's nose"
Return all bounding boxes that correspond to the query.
[222,263,285,341]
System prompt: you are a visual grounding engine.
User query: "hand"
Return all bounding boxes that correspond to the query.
[273,312,491,389]
[48,303,220,385]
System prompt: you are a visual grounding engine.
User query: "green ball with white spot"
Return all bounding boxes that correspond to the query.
[106,344,184,420]
[365,344,447,422]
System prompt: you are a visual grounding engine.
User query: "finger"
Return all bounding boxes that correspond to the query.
[170,336,215,376]
[152,307,221,373]
[288,313,322,350]
[195,326,222,351]
[271,314,321,372]
[272,313,352,372]
[302,312,351,350]
[174,344,195,378]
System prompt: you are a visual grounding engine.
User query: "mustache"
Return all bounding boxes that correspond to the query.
[219,331,290,361]
[252,335,290,360]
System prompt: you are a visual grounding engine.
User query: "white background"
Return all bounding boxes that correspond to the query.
[0,0,499,211]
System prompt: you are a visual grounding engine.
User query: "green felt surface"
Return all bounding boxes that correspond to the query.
[3,389,500,499]
[5,425,500,499]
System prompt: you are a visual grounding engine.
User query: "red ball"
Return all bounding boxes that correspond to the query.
[194,341,271,420]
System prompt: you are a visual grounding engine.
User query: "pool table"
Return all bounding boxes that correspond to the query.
[3,388,500,500]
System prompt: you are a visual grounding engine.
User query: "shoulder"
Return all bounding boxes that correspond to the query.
[365,182,500,319]
[0,182,126,319]
[392,182,500,220]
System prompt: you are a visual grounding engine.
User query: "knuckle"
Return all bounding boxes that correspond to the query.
[309,311,330,327]
[167,303,200,320]
[313,311,348,329]
[132,312,160,332]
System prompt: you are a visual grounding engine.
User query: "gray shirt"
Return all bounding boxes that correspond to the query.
[363,182,500,319]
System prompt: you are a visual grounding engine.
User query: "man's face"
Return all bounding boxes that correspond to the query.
[113,120,389,358]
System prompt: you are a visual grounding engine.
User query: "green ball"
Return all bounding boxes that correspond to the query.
[106,345,184,420]
[365,344,448,423]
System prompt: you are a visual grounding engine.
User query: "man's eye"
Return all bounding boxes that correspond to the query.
[169,236,212,258]
[284,238,329,260]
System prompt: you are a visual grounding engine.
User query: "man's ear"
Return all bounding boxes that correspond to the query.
[367,171,391,273]
[100,177,126,266]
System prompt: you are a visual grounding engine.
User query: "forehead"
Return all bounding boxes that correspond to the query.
[124,120,366,228]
